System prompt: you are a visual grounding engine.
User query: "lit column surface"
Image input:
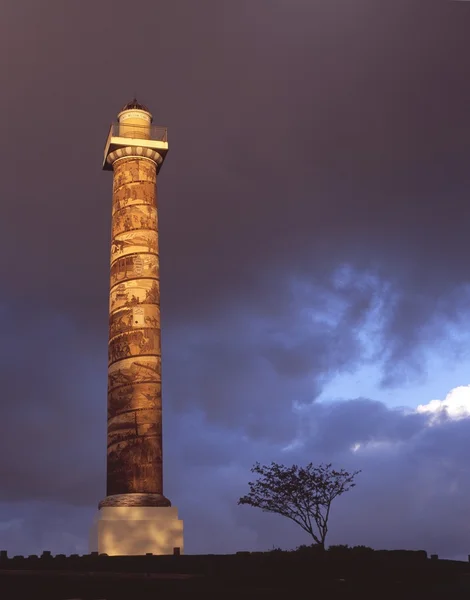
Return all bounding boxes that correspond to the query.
[105,154,168,507]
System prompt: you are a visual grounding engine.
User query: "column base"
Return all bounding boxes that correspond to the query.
[98,493,171,508]
[89,506,184,556]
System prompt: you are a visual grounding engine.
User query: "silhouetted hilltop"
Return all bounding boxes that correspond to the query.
[1,545,470,598]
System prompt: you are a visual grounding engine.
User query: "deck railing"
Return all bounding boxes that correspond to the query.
[107,122,168,142]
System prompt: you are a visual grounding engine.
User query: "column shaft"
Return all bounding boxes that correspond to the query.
[107,156,163,497]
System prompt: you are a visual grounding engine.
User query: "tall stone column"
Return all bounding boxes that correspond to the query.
[101,154,169,508]
[90,100,183,555]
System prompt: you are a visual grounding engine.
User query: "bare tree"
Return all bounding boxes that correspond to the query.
[238,462,360,550]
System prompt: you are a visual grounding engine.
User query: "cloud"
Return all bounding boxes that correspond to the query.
[0,502,93,557]
[232,396,463,558]
[155,383,470,558]
[3,352,470,560]
[417,385,470,423]
[162,270,386,444]
[0,308,106,506]
[0,0,468,356]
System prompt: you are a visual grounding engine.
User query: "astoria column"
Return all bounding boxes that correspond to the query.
[91,100,183,555]
[101,99,170,510]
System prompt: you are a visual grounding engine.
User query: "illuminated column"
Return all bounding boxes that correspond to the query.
[105,146,166,507]
[90,100,183,555]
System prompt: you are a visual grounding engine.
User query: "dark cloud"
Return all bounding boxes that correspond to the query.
[297,397,426,454]
[4,393,470,559]
[0,308,106,505]
[1,0,470,559]
[226,396,470,560]
[1,1,469,341]
[162,276,379,442]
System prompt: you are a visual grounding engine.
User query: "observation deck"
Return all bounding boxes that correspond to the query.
[102,122,168,171]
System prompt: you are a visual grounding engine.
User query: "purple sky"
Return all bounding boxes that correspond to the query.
[2,0,470,559]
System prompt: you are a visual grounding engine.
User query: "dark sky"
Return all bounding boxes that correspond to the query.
[2,0,470,558]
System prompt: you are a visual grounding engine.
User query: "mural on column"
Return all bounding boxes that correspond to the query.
[107,157,164,498]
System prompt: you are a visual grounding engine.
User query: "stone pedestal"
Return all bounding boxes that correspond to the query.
[90,506,184,556]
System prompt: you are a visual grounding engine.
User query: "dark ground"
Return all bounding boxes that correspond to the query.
[1,549,469,599]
